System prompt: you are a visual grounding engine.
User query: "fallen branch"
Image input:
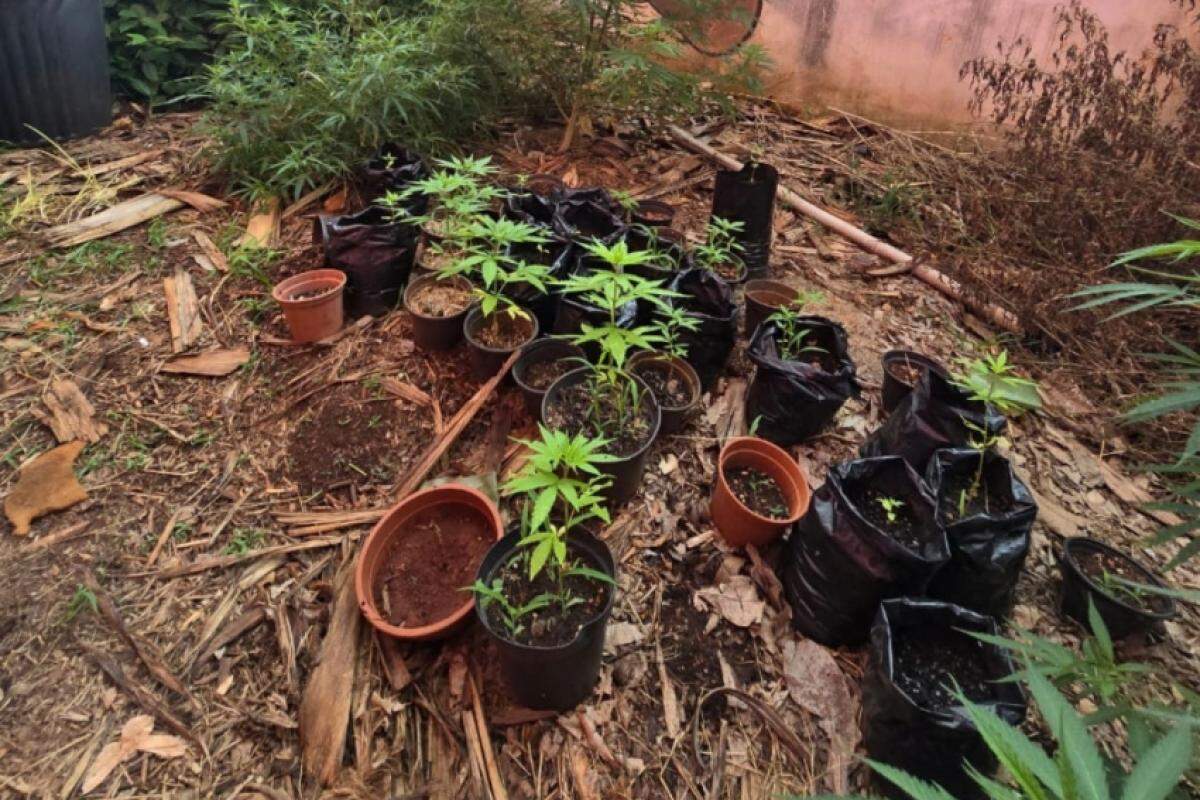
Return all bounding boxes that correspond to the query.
[666,124,1023,334]
[82,644,201,750]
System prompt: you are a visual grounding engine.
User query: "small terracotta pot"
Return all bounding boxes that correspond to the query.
[628,350,701,435]
[710,437,811,548]
[881,350,949,414]
[462,305,539,379]
[404,273,472,351]
[743,278,795,338]
[272,269,346,343]
[355,483,504,642]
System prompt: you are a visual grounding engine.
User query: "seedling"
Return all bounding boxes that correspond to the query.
[443,216,552,323]
[877,496,905,524]
[692,216,745,278]
[767,306,829,363]
[651,304,700,359]
[748,414,764,437]
[953,349,1042,415]
[65,584,98,621]
[1094,570,1154,607]
[467,578,554,637]
[955,419,1009,517]
[224,527,265,556]
[611,189,639,217]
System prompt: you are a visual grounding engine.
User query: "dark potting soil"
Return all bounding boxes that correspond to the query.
[1076,549,1170,613]
[887,360,923,386]
[544,379,655,458]
[524,358,574,390]
[376,505,494,629]
[486,545,610,647]
[474,313,533,349]
[411,281,472,318]
[849,485,927,552]
[892,626,997,712]
[633,361,692,409]
[725,466,789,519]
[938,468,1013,523]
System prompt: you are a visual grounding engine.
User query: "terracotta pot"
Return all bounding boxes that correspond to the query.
[404,273,472,351]
[355,483,504,642]
[710,436,811,547]
[271,269,346,343]
[462,305,540,379]
[512,338,586,419]
[628,350,701,435]
[1058,537,1177,639]
[743,278,795,338]
[881,350,949,415]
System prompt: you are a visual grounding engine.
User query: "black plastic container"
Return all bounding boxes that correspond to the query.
[711,162,778,278]
[1,0,112,145]
[542,368,661,508]
[475,529,616,711]
[1058,537,1177,639]
[513,339,586,419]
[863,598,1027,800]
[631,199,677,227]
[622,226,689,282]
[629,351,701,435]
[504,237,573,334]
[320,206,418,318]
[925,448,1036,619]
[462,306,539,380]
[881,350,950,415]
[360,143,427,200]
[668,268,737,393]
[552,187,625,242]
[404,274,471,351]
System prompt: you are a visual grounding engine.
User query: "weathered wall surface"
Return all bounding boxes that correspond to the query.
[752,0,1191,125]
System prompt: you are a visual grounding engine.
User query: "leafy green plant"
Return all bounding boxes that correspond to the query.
[502,425,616,534]
[448,216,551,321]
[766,306,827,363]
[692,216,745,279]
[953,349,1043,415]
[652,304,700,359]
[465,578,554,637]
[65,584,99,621]
[103,0,228,103]
[954,419,1009,519]
[223,527,265,555]
[878,496,904,525]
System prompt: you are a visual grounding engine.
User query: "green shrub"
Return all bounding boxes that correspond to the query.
[103,0,228,103]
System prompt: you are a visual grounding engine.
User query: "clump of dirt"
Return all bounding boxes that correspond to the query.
[286,383,427,494]
[376,504,494,628]
[726,466,789,519]
[848,485,927,552]
[633,360,693,409]
[410,280,472,318]
[483,544,610,646]
[892,626,997,712]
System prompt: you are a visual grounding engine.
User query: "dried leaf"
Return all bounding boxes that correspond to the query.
[81,715,186,793]
[4,441,88,535]
[695,575,764,628]
[781,637,859,793]
[161,348,250,377]
[41,378,106,443]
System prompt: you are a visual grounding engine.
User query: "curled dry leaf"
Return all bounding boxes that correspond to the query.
[82,715,186,793]
[780,636,859,793]
[695,575,765,628]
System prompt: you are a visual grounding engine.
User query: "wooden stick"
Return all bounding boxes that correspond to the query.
[151,535,345,579]
[666,124,1024,334]
[468,670,509,800]
[82,645,200,749]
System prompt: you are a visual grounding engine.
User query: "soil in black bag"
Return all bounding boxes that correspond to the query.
[504,236,573,333]
[779,456,949,647]
[863,598,1027,800]
[320,206,418,317]
[668,268,736,392]
[485,544,611,647]
[860,370,1007,474]
[925,448,1037,619]
[505,191,558,228]
[361,143,428,202]
[711,161,778,277]
[745,316,860,446]
[552,187,625,242]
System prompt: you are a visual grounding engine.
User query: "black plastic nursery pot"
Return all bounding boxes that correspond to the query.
[462,306,539,380]
[628,351,702,435]
[552,187,625,242]
[319,206,419,318]
[1058,537,1176,639]
[475,529,616,711]
[863,598,1028,800]
[745,316,861,447]
[542,368,662,508]
[360,142,428,201]
[512,339,586,419]
[711,161,779,278]
[631,199,677,227]
[0,0,112,146]
[504,191,558,228]
[668,268,737,393]
[925,448,1037,619]
[780,456,950,647]
[881,350,950,415]
[403,273,473,351]
[861,369,1007,474]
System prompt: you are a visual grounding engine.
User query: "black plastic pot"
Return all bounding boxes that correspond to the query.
[513,339,586,419]
[1,0,111,146]
[622,226,689,282]
[552,187,625,242]
[863,598,1027,800]
[629,351,701,435]
[463,305,539,380]
[881,350,950,415]
[925,448,1037,619]
[542,368,661,508]
[711,162,778,279]
[1058,537,1177,639]
[552,277,638,362]
[475,529,616,711]
[746,316,861,446]
[404,274,472,351]
[504,191,558,228]
[668,268,737,393]
[631,199,677,227]
[361,143,427,201]
[319,206,419,318]
[742,278,795,338]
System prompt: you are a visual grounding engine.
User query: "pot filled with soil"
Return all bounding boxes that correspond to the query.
[414,237,466,275]
[711,161,778,278]
[271,269,347,343]
[542,367,661,507]
[355,483,503,641]
[361,142,428,201]
[881,350,949,415]
[628,350,701,435]
[779,456,950,646]
[462,306,540,379]
[513,339,586,419]
[1058,537,1177,639]
[630,199,677,227]
[621,226,690,282]
[404,273,474,351]
[318,206,418,318]
[667,268,737,392]
[925,448,1037,619]
[863,598,1027,800]
[742,278,796,338]
[551,187,625,242]
[710,436,811,547]
[745,315,861,446]
[474,528,616,710]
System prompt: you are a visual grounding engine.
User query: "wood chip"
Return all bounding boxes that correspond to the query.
[242,198,281,249]
[41,377,106,443]
[157,189,226,213]
[191,230,228,272]
[655,642,682,739]
[43,193,183,249]
[162,267,202,353]
[161,347,250,377]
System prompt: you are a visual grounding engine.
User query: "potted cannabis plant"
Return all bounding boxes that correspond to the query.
[472,427,618,710]
[628,304,702,434]
[692,216,748,284]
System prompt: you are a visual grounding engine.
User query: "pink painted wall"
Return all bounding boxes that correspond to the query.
[750,0,1192,125]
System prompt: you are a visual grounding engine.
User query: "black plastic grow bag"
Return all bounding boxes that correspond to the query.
[668,268,736,392]
[319,206,418,318]
[0,0,112,145]
[710,162,778,277]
